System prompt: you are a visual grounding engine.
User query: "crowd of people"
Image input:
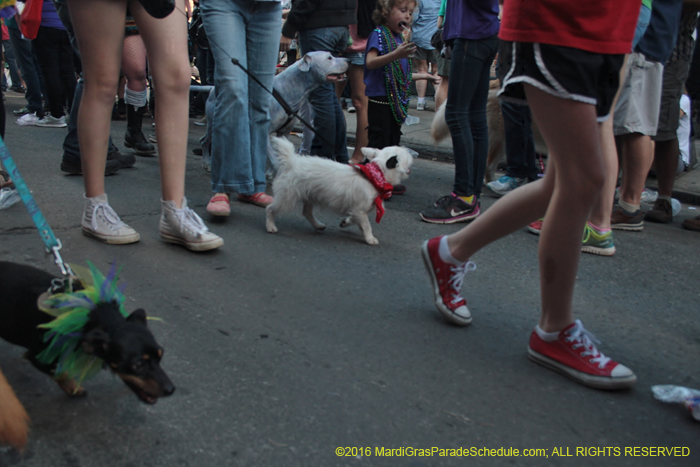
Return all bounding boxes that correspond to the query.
[1,0,700,392]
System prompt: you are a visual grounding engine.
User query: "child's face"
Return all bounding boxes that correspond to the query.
[387,1,415,36]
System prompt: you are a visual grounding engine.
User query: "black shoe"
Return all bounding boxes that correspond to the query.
[108,148,136,169]
[420,193,481,224]
[9,85,26,94]
[192,147,203,156]
[61,158,120,175]
[392,184,407,195]
[125,104,157,156]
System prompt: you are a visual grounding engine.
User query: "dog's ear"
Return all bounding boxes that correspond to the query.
[298,54,311,72]
[81,328,110,356]
[126,308,148,327]
[386,155,399,169]
[361,147,379,161]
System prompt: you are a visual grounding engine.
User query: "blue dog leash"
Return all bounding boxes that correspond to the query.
[0,137,73,277]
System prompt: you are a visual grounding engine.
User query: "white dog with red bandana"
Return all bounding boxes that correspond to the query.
[266,137,413,245]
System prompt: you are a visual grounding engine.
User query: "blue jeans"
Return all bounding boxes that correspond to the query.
[2,40,21,90]
[7,26,44,113]
[500,100,538,181]
[299,26,349,163]
[446,36,499,198]
[202,0,281,194]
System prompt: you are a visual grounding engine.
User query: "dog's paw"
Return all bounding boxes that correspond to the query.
[314,223,326,231]
[365,236,379,245]
[339,217,351,228]
[266,224,278,233]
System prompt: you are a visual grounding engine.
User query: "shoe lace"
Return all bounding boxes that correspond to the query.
[565,319,611,369]
[92,202,126,231]
[447,261,476,305]
[433,194,453,208]
[175,206,210,237]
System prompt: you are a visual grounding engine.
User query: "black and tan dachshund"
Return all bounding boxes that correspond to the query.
[0,261,174,450]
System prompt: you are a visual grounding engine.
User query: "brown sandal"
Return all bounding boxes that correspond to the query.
[0,170,14,189]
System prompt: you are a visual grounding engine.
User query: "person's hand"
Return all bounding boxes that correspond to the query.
[280,35,293,52]
[395,41,417,60]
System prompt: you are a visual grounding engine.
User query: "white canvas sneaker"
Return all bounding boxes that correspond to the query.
[82,194,140,244]
[160,197,223,251]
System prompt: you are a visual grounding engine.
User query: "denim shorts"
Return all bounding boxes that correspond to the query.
[344,51,365,66]
[498,41,624,121]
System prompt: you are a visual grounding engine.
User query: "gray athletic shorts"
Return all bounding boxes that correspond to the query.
[613,52,664,136]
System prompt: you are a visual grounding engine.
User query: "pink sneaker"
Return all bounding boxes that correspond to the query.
[421,236,476,326]
[527,218,543,235]
[206,194,230,216]
[528,320,636,389]
[237,192,273,207]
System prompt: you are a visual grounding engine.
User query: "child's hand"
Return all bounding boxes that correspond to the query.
[395,41,417,59]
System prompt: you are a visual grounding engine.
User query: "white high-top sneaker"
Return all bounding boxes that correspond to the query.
[82,193,140,244]
[160,197,223,251]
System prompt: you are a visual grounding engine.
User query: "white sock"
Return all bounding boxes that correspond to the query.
[619,199,639,214]
[417,97,426,105]
[124,86,148,108]
[535,325,560,342]
[438,235,463,266]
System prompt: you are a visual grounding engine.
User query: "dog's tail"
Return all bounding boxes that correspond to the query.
[0,366,30,451]
[270,136,298,172]
[431,101,450,143]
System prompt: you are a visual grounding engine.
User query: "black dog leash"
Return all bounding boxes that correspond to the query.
[229,57,336,150]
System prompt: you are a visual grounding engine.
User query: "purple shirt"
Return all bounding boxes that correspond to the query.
[41,0,66,30]
[443,0,499,41]
[363,28,410,97]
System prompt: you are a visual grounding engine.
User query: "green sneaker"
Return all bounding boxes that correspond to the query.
[581,223,615,256]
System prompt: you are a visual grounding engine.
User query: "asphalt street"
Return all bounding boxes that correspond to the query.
[1,93,699,467]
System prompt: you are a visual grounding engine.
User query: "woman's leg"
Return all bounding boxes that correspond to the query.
[130,0,191,206]
[448,85,603,332]
[67,0,126,196]
[121,33,156,155]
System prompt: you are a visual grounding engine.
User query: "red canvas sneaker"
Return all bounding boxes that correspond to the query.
[528,320,636,390]
[421,236,476,326]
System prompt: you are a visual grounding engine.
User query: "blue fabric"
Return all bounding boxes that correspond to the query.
[8,25,45,113]
[202,0,282,195]
[41,0,66,30]
[635,0,683,63]
[632,4,652,50]
[364,28,409,97]
[443,0,499,42]
[446,35,498,197]
[298,25,350,163]
[411,0,440,50]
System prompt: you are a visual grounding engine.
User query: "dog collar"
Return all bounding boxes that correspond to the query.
[353,162,394,223]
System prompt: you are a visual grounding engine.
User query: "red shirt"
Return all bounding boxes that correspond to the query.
[499,0,641,55]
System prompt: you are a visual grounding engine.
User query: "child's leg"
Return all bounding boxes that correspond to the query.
[131,0,190,207]
[67,0,126,197]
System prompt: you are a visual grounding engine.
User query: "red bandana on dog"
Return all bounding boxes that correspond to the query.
[353,162,394,223]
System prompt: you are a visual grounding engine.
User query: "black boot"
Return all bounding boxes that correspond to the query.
[125,105,156,156]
